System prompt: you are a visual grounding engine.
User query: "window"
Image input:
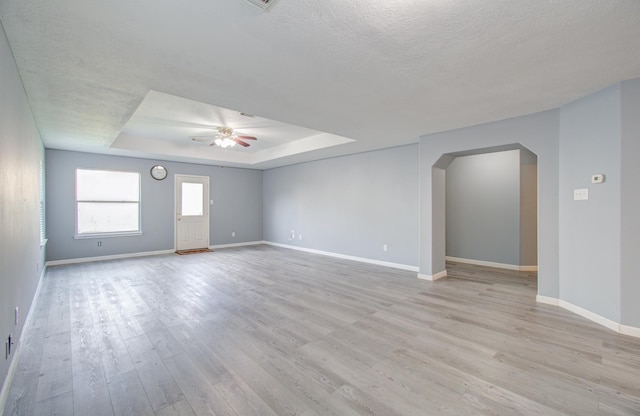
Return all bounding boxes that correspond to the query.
[76,169,141,236]
[39,160,46,245]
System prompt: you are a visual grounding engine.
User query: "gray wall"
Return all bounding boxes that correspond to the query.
[621,78,640,328]
[445,150,521,265]
[46,150,263,261]
[520,149,538,267]
[263,145,419,267]
[0,22,46,396]
[559,84,621,323]
[420,110,560,295]
[422,78,640,328]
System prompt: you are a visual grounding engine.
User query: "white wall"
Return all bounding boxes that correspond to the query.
[263,145,419,268]
[0,22,46,400]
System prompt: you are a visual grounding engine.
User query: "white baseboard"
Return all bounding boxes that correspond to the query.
[263,241,419,272]
[446,256,538,272]
[210,241,264,250]
[0,265,46,413]
[535,295,559,306]
[46,249,175,266]
[620,324,640,338]
[558,299,620,333]
[536,295,640,339]
[46,241,268,266]
[417,270,448,281]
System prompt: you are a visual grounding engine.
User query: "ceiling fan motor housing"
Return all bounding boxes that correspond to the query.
[218,126,234,136]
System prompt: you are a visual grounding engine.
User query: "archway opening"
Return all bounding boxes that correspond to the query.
[431,143,538,283]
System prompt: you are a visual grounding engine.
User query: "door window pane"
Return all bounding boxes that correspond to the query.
[182,182,204,216]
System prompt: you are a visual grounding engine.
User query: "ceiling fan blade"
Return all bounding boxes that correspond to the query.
[189,136,216,145]
[233,138,250,147]
[236,135,257,140]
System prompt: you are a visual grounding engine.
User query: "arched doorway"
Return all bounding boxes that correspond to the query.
[443,146,537,272]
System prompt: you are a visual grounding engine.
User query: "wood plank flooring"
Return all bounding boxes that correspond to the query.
[3,245,640,415]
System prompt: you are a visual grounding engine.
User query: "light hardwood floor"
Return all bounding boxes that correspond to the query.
[3,245,640,415]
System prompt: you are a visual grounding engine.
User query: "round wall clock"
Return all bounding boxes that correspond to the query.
[150,165,168,180]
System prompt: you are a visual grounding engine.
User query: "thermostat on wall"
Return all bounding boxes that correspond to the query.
[591,174,605,184]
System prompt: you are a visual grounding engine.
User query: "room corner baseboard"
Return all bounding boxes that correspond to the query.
[263,241,419,272]
[46,249,176,266]
[417,270,447,281]
[558,299,620,333]
[536,295,640,339]
[0,265,46,413]
[535,295,559,306]
[446,256,538,272]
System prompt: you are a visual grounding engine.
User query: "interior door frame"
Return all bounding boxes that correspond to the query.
[174,174,210,251]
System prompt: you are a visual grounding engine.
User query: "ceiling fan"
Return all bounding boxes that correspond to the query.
[192,126,257,148]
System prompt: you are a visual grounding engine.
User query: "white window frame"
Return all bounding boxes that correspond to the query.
[74,168,142,238]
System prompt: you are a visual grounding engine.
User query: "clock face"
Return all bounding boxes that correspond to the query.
[150,165,167,180]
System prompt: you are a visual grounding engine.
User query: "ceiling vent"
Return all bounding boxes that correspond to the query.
[244,0,275,11]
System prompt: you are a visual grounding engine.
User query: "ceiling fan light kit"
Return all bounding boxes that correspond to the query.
[200,126,259,149]
[214,137,237,148]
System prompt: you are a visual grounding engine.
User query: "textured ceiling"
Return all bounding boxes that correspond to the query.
[1,0,639,168]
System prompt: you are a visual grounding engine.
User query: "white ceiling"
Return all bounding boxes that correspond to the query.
[111,90,354,167]
[1,0,639,169]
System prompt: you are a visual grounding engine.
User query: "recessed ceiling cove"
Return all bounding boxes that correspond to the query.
[111,91,355,168]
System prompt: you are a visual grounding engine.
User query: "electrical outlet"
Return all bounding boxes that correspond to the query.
[383,244,388,252]
[97,241,102,247]
[573,188,589,201]
[299,234,302,240]
[232,231,236,237]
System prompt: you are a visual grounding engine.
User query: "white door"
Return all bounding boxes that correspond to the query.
[175,175,210,251]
